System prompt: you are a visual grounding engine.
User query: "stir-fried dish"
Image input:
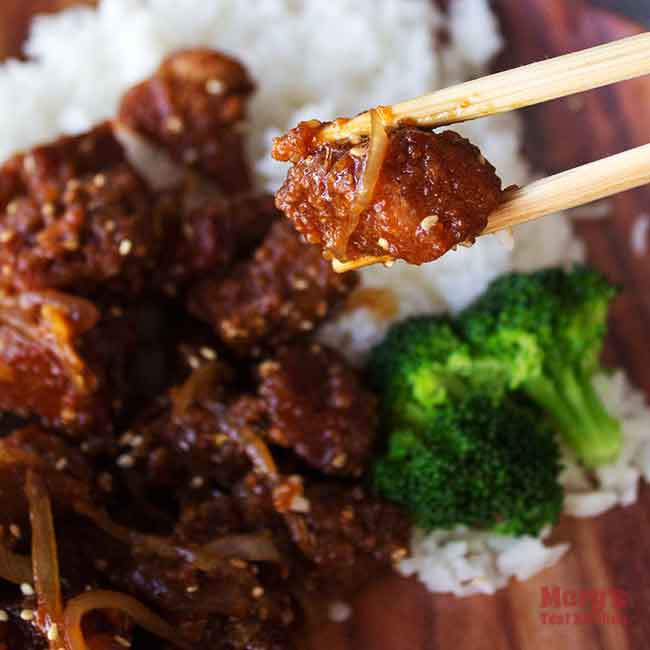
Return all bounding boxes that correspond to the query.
[0,49,412,650]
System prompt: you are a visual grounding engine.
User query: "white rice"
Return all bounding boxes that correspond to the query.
[2,0,649,599]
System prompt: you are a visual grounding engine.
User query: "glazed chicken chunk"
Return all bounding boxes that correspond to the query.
[0,123,167,295]
[119,48,255,194]
[273,121,503,265]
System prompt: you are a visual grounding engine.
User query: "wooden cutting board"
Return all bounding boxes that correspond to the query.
[1,1,649,649]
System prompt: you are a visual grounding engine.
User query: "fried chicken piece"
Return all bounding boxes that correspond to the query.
[119,48,255,193]
[257,343,377,476]
[0,290,136,436]
[0,123,167,295]
[274,123,503,264]
[160,193,278,293]
[188,220,357,356]
[289,482,411,569]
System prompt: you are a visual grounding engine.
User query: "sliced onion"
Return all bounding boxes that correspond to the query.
[171,362,219,420]
[25,470,64,649]
[0,544,32,584]
[64,590,191,650]
[74,501,282,571]
[200,534,282,563]
[334,107,389,259]
[235,426,279,480]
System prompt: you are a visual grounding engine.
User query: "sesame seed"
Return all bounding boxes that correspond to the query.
[114,636,131,648]
[55,457,68,471]
[206,78,225,95]
[93,174,106,187]
[299,320,314,331]
[42,203,55,218]
[116,454,135,468]
[20,583,34,596]
[105,220,116,233]
[258,360,279,378]
[119,239,132,256]
[9,524,21,538]
[23,155,36,174]
[377,237,389,250]
[291,277,308,290]
[199,346,217,360]
[332,453,347,469]
[130,435,143,448]
[391,547,408,563]
[0,230,14,243]
[252,586,265,599]
[164,115,184,133]
[190,475,204,489]
[328,601,352,623]
[0,610,7,622]
[47,623,59,641]
[6,201,18,215]
[214,433,229,446]
[289,495,311,513]
[419,215,439,232]
[119,431,134,446]
[61,407,76,422]
[186,585,199,593]
[188,355,201,369]
[19,609,34,621]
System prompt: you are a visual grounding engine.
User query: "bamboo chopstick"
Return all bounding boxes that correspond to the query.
[483,143,650,234]
[332,144,650,273]
[321,32,650,142]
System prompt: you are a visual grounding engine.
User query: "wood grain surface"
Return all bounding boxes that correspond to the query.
[1,1,649,649]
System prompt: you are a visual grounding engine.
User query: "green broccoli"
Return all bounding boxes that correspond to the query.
[366,316,472,429]
[373,394,563,536]
[458,266,621,468]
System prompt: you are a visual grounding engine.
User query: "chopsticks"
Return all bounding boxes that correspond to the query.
[324,33,650,273]
[321,32,650,142]
[482,143,650,235]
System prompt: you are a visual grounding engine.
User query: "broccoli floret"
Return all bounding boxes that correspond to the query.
[458,266,621,468]
[366,316,473,429]
[373,394,563,536]
[366,316,510,429]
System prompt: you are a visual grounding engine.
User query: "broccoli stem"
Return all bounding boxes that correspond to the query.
[524,364,622,468]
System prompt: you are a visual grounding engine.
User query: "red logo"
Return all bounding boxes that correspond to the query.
[539,586,630,626]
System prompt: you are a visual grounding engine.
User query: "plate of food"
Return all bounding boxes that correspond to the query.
[0,1,648,649]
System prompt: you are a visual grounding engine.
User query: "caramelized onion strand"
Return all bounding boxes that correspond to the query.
[25,470,64,648]
[64,590,191,650]
[334,107,389,258]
